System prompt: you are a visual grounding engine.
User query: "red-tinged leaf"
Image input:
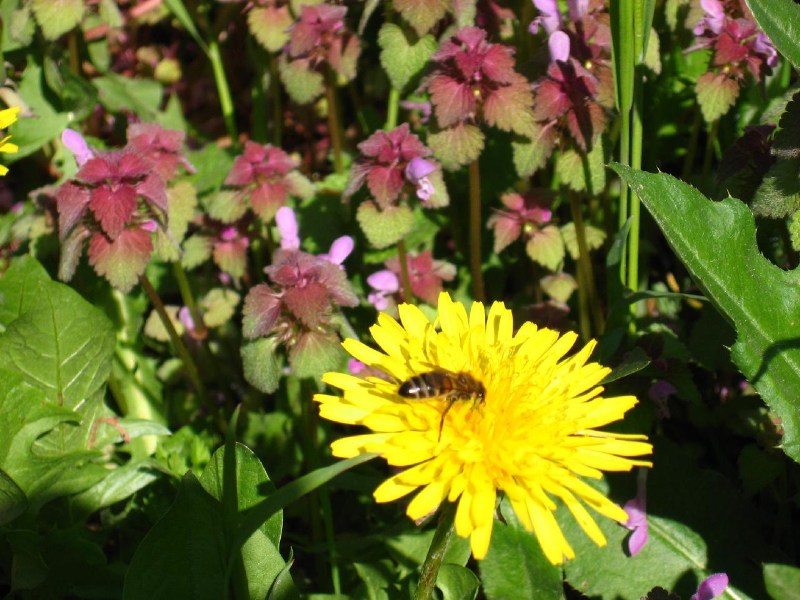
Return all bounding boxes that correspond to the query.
[77,156,114,184]
[532,79,571,121]
[58,225,90,282]
[695,72,740,123]
[250,181,287,222]
[87,228,153,292]
[427,123,485,170]
[487,213,521,254]
[714,30,750,66]
[483,80,536,136]
[118,152,152,179]
[226,155,256,187]
[480,44,516,84]
[213,238,249,279]
[56,181,91,239]
[427,74,475,128]
[329,35,361,82]
[283,281,331,328]
[89,185,138,239]
[289,330,344,379]
[136,172,169,213]
[393,0,449,35]
[565,101,606,152]
[248,5,293,53]
[526,224,565,271]
[344,162,371,198]
[366,165,404,208]
[242,284,282,339]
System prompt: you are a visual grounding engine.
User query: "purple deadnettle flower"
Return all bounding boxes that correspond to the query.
[320,236,354,267]
[622,469,649,557]
[367,270,400,311]
[276,206,301,250]
[384,250,456,305]
[548,30,571,63]
[405,157,437,202]
[487,191,553,254]
[691,573,729,600]
[126,122,195,180]
[529,0,561,35]
[62,129,94,167]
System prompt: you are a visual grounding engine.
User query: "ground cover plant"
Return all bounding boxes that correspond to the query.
[1,0,800,598]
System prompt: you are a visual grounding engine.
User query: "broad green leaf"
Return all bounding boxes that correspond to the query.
[185,144,235,194]
[31,0,85,40]
[764,563,800,600]
[123,472,227,600]
[526,225,565,271]
[278,55,324,105]
[357,201,415,249]
[428,123,484,171]
[200,288,240,329]
[512,123,556,178]
[696,72,740,123]
[200,443,282,547]
[0,255,50,328]
[289,330,344,379]
[0,467,26,525]
[154,182,198,262]
[564,442,767,599]
[394,0,448,35]
[69,461,161,519]
[247,5,293,53]
[0,259,115,409]
[479,498,563,600]
[561,222,606,260]
[614,164,800,462]
[745,0,800,70]
[377,24,436,92]
[556,142,606,194]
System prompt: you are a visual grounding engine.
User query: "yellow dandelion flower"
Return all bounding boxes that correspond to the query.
[315,292,653,563]
[0,107,21,176]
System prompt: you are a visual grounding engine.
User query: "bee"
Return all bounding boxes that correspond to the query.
[398,370,486,440]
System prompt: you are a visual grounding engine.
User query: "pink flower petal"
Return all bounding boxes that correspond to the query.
[548,30,571,63]
[62,129,94,166]
[276,206,300,250]
[324,236,354,265]
[691,574,729,600]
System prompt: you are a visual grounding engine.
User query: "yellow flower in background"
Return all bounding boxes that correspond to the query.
[315,292,652,563]
[0,107,20,176]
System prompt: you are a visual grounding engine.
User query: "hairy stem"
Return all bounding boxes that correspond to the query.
[173,261,206,339]
[325,67,344,175]
[414,501,457,600]
[207,37,239,145]
[397,239,415,304]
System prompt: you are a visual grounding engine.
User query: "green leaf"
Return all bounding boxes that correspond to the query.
[200,443,282,547]
[0,258,115,409]
[154,182,198,262]
[428,123,485,171]
[247,5,293,53]
[563,441,767,599]
[289,330,344,380]
[377,24,436,92]
[744,0,800,70]
[750,159,800,218]
[357,201,415,249]
[764,563,800,600]
[695,72,739,123]
[526,225,565,271]
[0,256,50,328]
[511,123,557,178]
[614,164,800,462]
[556,142,607,194]
[123,472,227,600]
[394,0,448,35]
[93,73,163,120]
[540,272,577,303]
[561,222,606,260]
[241,338,283,394]
[200,288,240,329]
[437,564,479,600]
[181,234,214,270]
[69,462,160,518]
[30,0,85,40]
[0,468,27,525]
[185,144,235,194]
[278,55,324,105]
[480,498,564,600]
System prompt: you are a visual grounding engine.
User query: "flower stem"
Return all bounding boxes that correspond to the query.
[172,261,207,339]
[397,239,415,304]
[269,53,283,146]
[207,37,239,145]
[414,501,457,600]
[468,159,485,303]
[385,87,400,131]
[681,108,702,182]
[325,67,344,175]
[568,190,602,339]
[701,118,720,182]
[626,72,644,295]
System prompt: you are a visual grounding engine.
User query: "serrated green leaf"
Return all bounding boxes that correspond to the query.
[181,234,214,270]
[394,0,448,35]
[745,0,800,70]
[428,123,485,171]
[695,72,739,123]
[241,338,283,394]
[556,142,607,194]
[378,24,436,92]
[512,123,556,178]
[154,181,198,261]
[614,164,800,462]
[143,305,182,342]
[278,55,324,105]
[357,201,415,249]
[289,330,344,379]
[561,222,606,260]
[31,0,85,40]
[200,288,240,329]
[526,225,565,271]
[93,73,163,120]
[205,189,247,223]
[752,159,800,218]
[0,256,50,328]
[247,5,293,53]
[540,272,577,303]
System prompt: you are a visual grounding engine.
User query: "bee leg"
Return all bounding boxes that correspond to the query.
[437,400,455,442]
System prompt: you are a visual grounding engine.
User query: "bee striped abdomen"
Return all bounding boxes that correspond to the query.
[398,370,485,402]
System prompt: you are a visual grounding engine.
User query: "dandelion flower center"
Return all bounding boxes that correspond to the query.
[315,292,652,563]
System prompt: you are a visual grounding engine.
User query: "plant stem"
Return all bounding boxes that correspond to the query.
[173,262,207,339]
[397,239,415,303]
[207,37,239,145]
[701,118,720,181]
[414,501,457,600]
[681,108,702,182]
[568,192,594,341]
[468,159,485,303]
[627,71,644,294]
[269,53,283,145]
[139,274,220,426]
[325,67,344,175]
[385,87,400,131]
